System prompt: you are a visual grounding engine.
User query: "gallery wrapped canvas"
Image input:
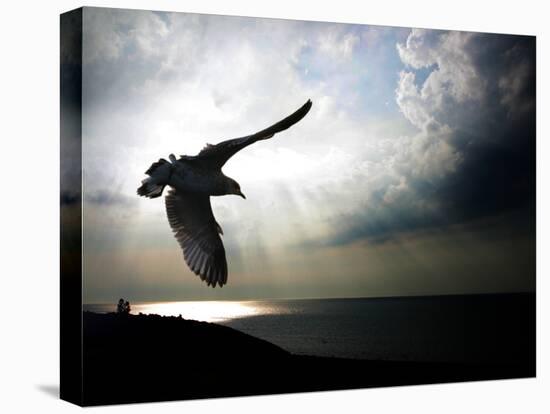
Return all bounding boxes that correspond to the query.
[60,6,536,407]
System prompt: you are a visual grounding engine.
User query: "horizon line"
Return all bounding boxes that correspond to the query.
[83,290,535,305]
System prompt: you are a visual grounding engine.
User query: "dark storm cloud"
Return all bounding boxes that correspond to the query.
[327,32,535,245]
[85,190,137,207]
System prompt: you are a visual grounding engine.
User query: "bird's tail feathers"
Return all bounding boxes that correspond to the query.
[137,177,165,198]
[137,158,171,198]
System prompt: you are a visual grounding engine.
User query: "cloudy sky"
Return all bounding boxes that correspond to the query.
[79,7,535,303]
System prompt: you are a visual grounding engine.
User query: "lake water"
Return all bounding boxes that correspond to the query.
[84,293,535,364]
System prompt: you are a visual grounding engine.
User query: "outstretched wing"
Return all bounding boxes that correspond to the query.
[191,99,312,169]
[165,189,227,287]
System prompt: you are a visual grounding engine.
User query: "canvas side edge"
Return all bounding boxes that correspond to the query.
[60,7,83,407]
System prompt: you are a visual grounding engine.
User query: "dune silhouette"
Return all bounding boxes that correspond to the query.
[81,311,534,406]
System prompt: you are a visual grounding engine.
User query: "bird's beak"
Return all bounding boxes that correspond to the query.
[238,191,246,199]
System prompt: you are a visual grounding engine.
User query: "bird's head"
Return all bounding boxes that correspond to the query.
[226,178,246,199]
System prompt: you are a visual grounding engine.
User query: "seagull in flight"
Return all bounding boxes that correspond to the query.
[138,100,312,288]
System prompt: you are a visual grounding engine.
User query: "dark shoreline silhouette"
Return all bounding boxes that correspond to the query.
[82,310,534,406]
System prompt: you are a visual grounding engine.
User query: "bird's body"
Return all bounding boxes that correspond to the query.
[169,160,228,195]
[138,100,312,287]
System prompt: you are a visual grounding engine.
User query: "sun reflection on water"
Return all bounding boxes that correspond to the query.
[131,301,279,323]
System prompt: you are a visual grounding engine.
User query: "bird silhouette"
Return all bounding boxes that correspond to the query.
[138,100,312,287]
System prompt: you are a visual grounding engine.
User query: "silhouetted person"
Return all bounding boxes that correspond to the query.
[116,298,131,315]
[117,298,125,314]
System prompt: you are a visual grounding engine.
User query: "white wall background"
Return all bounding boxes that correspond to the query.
[0,0,547,413]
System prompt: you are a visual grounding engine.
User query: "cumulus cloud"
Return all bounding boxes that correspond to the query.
[397,29,485,104]
[324,29,535,245]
